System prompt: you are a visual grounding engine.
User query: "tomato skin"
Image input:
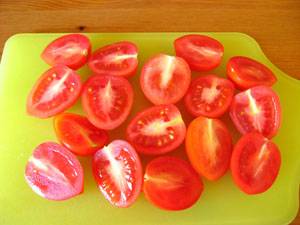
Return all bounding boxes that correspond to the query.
[41,34,91,70]
[185,116,232,181]
[231,133,281,194]
[184,75,235,118]
[174,34,224,71]
[92,140,142,208]
[88,41,138,77]
[26,65,82,118]
[143,156,203,211]
[54,113,109,156]
[227,56,277,90]
[24,142,84,201]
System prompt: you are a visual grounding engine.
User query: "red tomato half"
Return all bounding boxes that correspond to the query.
[227,56,277,90]
[126,105,186,155]
[92,140,142,207]
[230,85,281,138]
[27,65,82,118]
[231,133,281,194]
[184,75,235,118]
[143,156,203,211]
[185,116,232,181]
[41,34,91,70]
[54,113,109,156]
[24,142,84,201]
[140,54,191,105]
[88,41,138,77]
[82,75,133,130]
[174,34,224,71]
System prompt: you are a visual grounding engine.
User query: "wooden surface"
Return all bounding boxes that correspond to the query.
[0,0,299,224]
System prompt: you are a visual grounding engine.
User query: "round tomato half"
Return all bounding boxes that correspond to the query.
[143,156,203,211]
[82,75,133,130]
[231,133,281,194]
[92,140,142,207]
[27,65,82,118]
[88,41,138,77]
[54,113,109,156]
[140,54,191,105]
[227,56,277,90]
[41,34,91,70]
[174,34,224,71]
[186,116,232,181]
[126,104,186,155]
[24,142,84,201]
[184,75,234,118]
[230,85,281,138]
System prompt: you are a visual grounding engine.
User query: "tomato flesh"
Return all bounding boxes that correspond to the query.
[126,104,186,155]
[140,54,191,105]
[143,156,203,211]
[24,142,84,200]
[92,140,142,207]
[27,65,82,118]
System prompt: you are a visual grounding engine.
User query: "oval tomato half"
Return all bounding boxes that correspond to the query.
[227,56,277,90]
[54,113,109,156]
[126,105,186,155]
[140,54,191,105]
[174,34,224,71]
[231,133,281,194]
[88,41,138,77]
[230,85,281,138]
[82,75,133,130]
[92,140,142,207]
[184,75,234,118]
[24,142,84,201]
[27,65,82,118]
[185,116,232,181]
[41,34,91,70]
[143,156,203,211]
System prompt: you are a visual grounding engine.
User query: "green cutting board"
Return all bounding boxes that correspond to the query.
[0,33,300,225]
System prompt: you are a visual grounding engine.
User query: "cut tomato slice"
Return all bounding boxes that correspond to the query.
[88,41,138,77]
[27,65,82,118]
[140,54,191,105]
[227,56,277,90]
[54,113,109,156]
[185,116,232,181]
[41,34,91,70]
[231,133,281,194]
[82,75,133,130]
[174,34,224,71]
[92,140,142,207]
[230,85,281,138]
[24,142,84,201]
[184,75,234,118]
[126,105,186,155]
[143,156,203,211]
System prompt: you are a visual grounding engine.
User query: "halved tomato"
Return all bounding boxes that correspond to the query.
[82,75,133,130]
[231,133,281,194]
[143,156,203,211]
[126,104,186,155]
[174,34,224,71]
[54,113,109,156]
[230,85,281,138]
[41,34,91,70]
[92,140,142,207]
[27,65,82,118]
[184,75,235,118]
[88,41,138,77]
[140,54,191,105]
[24,142,84,201]
[227,56,277,90]
[185,116,232,181]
